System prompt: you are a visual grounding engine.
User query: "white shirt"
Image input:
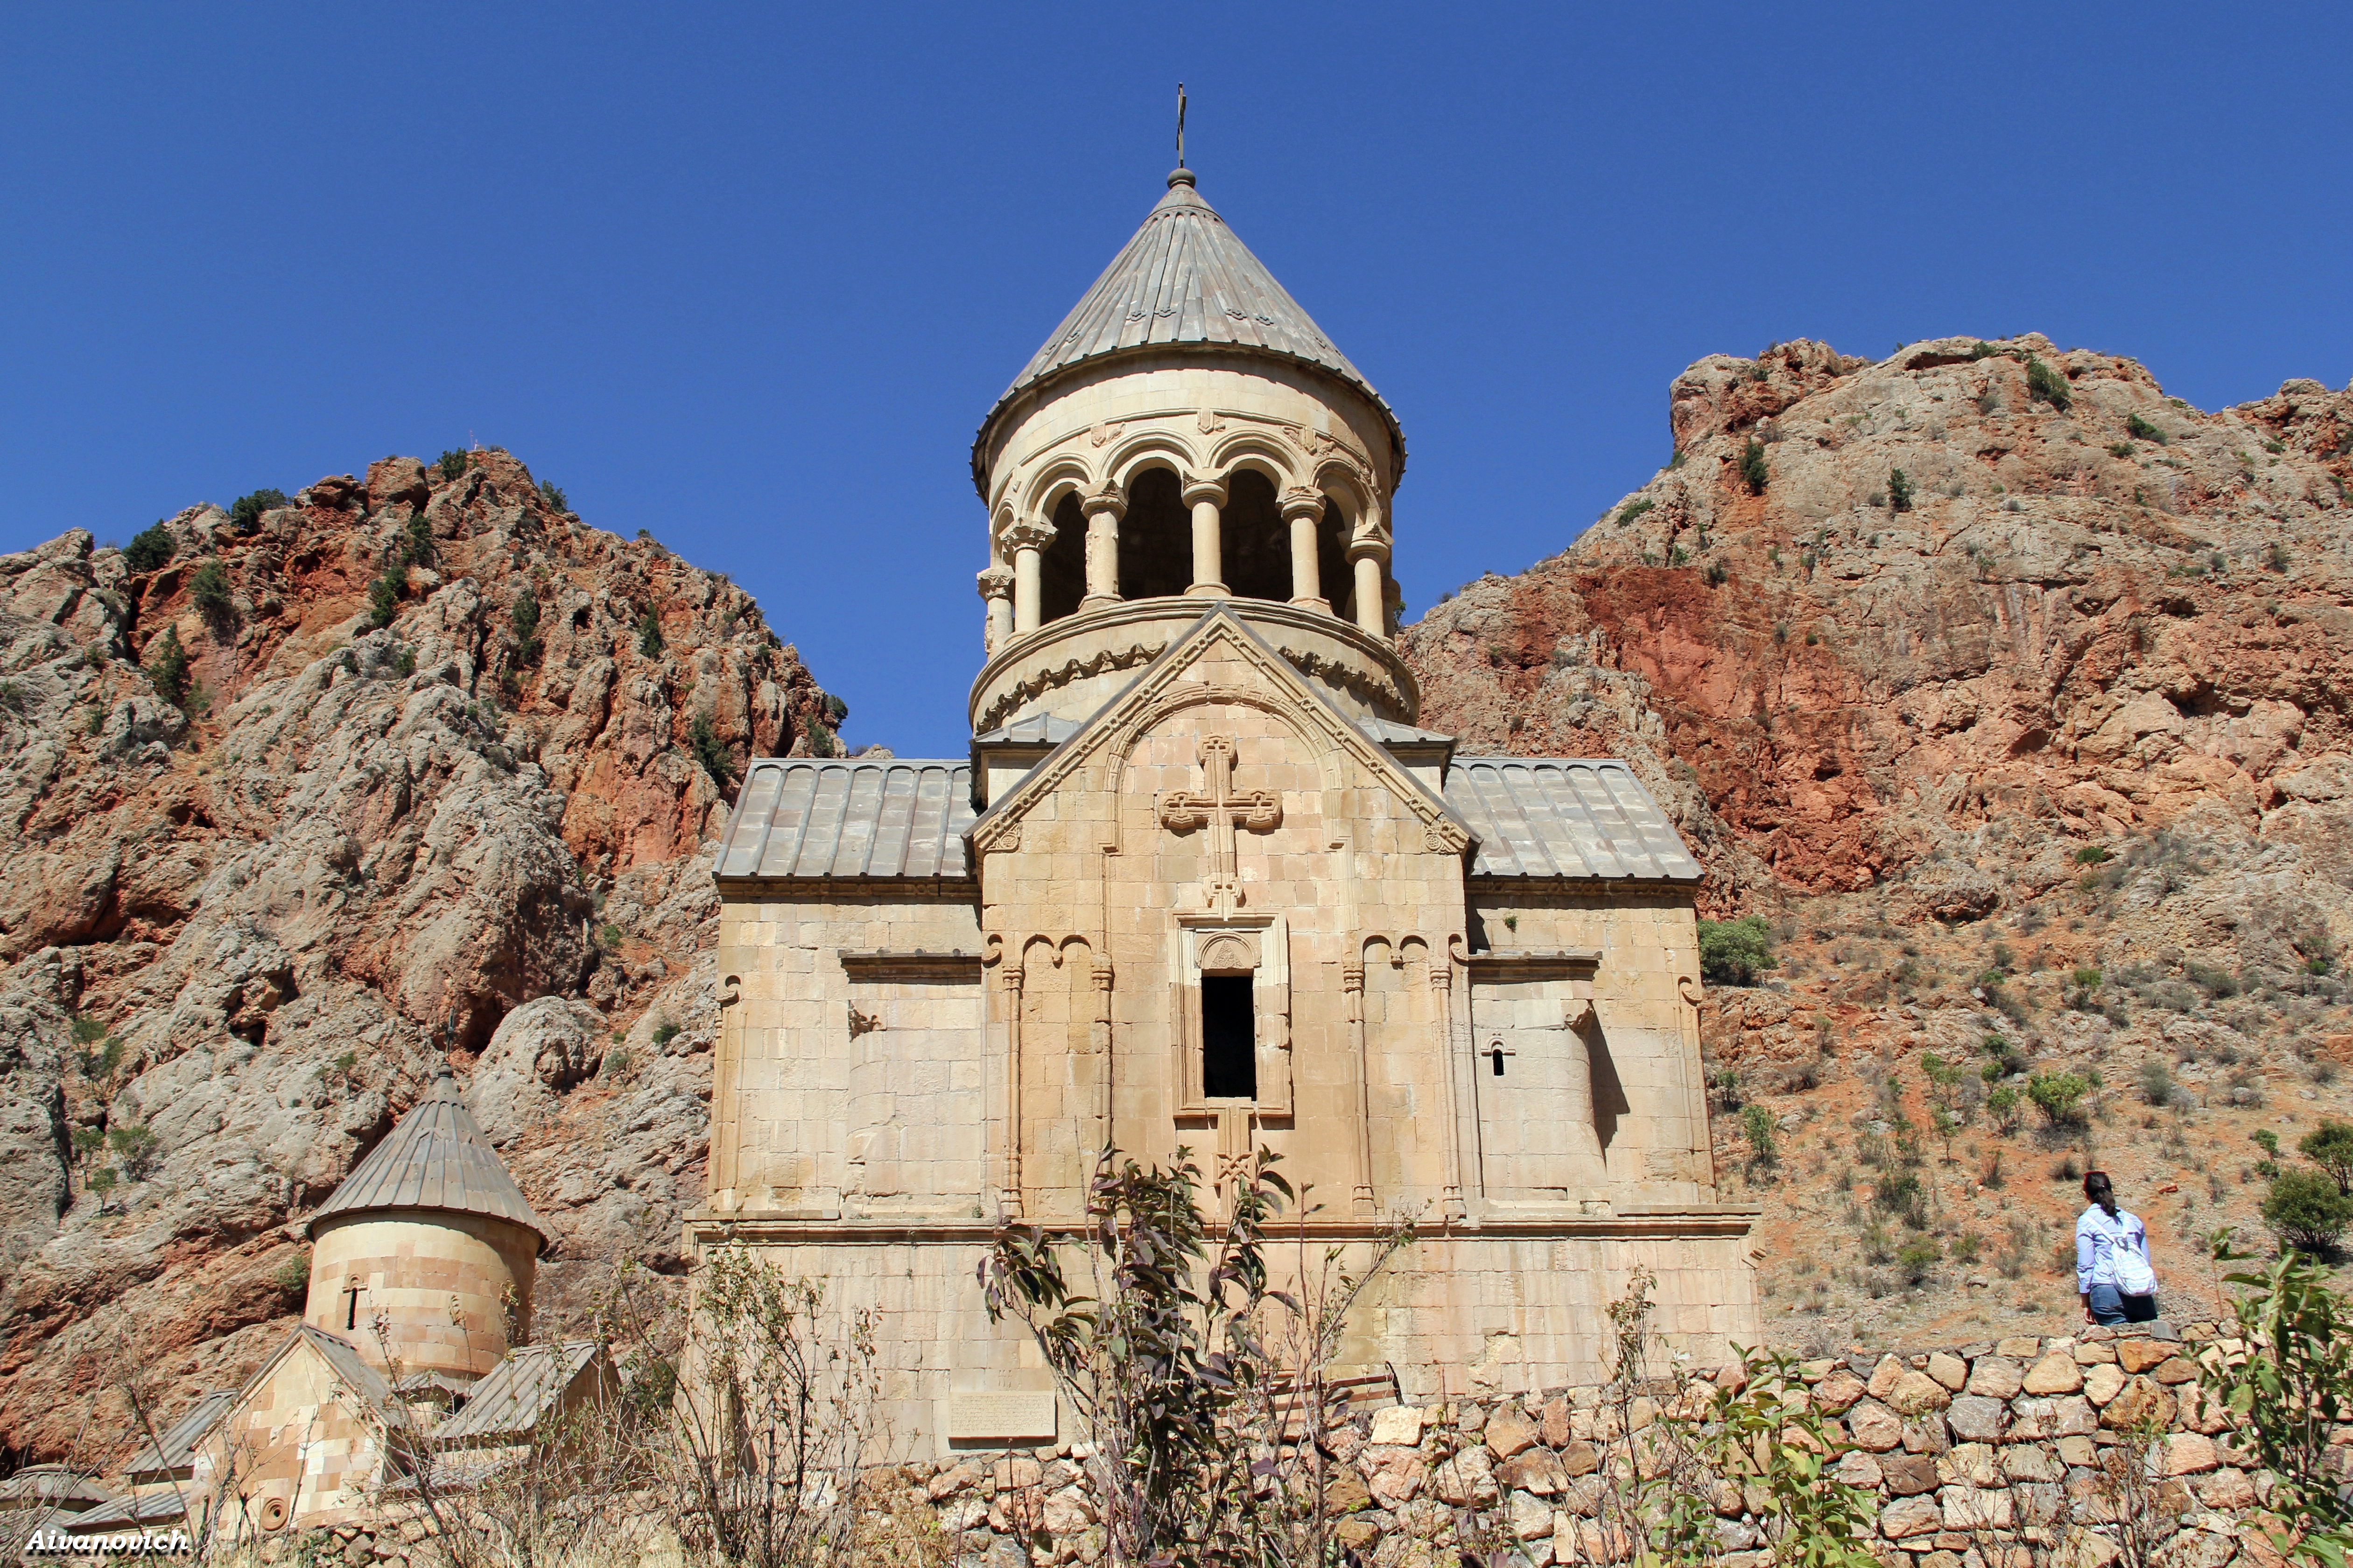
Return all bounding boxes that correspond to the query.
[2075,1204,2149,1293]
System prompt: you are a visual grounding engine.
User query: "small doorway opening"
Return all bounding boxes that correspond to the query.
[1201,974,1257,1099]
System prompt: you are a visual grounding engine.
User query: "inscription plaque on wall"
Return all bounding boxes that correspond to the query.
[947,1390,1057,1443]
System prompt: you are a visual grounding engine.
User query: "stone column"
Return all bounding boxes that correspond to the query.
[1181,476,1229,597]
[999,959,1026,1219]
[1081,486,1125,610]
[976,565,1014,654]
[1344,960,1374,1217]
[1004,520,1055,635]
[1281,489,1329,614]
[1432,958,1468,1223]
[1091,959,1115,1155]
[1346,536,1389,637]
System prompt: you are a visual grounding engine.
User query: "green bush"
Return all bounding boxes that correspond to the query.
[1698,915,1777,986]
[638,612,665,658]
[1616,498,1655,528]
[1887,468,1914,512]
[2264,1167,2353,1253]
[228,488,288,532]
[689,709,734,785]
[1897,1234,1941,1285]
[367,572,401,630]
[2026,358,2072,411]
[1704,561,1728,586]
[1740,1103,1777,1167]
[400,513,434,569]
[2126,413,2168,445]
[2074,844,2110,864]
[189,557,233,626]
[2199,1254,2353,1551]
[652,1022,680,1049]
[106,1123,159,1182]
[1986,1084,2023,1132]
[2300,1121,2353,1194]
[146,625,189,709]
[539,480,568,511]
[124,522,176,573]
[2025,1070,2090,1126]
[2137,1058,2176,1106]
[437,449,470,480]
[1739,439,1769,495]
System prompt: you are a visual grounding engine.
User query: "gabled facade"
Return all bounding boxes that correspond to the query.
[702,167,1758,1456]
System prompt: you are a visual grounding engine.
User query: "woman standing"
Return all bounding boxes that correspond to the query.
[2076,1170,2159,1324]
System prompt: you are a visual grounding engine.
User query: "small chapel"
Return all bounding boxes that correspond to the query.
[704,163,1759,1455]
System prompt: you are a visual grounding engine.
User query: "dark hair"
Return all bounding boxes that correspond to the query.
[2084,1169,2118,1217]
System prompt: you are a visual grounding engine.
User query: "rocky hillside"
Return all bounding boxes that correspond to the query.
[0,451,845,1465]
[1406,335,2353,1350]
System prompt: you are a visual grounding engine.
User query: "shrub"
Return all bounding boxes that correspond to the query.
[1897,1234,1941,1285]
[189,557,233,626]
[652,1022,681,1049]
[437,449,470,480]
[637,612,665,658]
[2025,357,2072,411]
[539,480,568,511]
[124,522,176,572]
[2199,1254,2353,1554]
[512,586,542,664]
[228,488,288,532]
[2269,541,2291,573]
[106,1123,159,1182]
[1739,439,1769,494]
[2075,844,2110,864]
[1873,1170,1930,1230]
[2300,1121,2353,1194]
[599,923,623,950]
[2126,413,2168,445]
[2026,1070,2090,1127]
[1704,561,1728,586]
[2137,1058,2176,1106]
[145,625,189,709]
[2263,1168,2353,1254]
[602,1046,630,1077]
[399,512,435,570]
[368,571,401,629]
[689,710,734,786]
[1741,1103,1777,1168]
[2108,441,2135,458]
[1616,498,1655,528]
[1887,468,1914,512]
[1698,915,1777,986]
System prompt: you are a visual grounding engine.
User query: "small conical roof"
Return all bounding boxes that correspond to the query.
[973,168,1403,494]
[306,1066,549,1251]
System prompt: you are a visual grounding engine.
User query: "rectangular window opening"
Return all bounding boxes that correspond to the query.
[1201,973,1257,1099]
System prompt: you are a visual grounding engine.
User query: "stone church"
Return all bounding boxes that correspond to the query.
[704,165,1758,1453]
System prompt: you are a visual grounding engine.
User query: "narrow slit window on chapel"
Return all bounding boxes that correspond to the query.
[1201,973,1257,1099]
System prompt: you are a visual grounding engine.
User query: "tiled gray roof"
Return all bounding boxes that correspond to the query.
[295,1325,398,1413]
[125,1389,238,1478]
[305,1070,549,1247]
[1355,716,1456,747]
[0,1465,115,1511]
[1444,759,1704,882]
[975,169,1402,490]
[71,1490,192,1528]
[436,1342,605,1445]
[715,760,976,882]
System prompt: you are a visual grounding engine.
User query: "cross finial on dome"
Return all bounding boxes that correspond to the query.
[1175,82,1187,169]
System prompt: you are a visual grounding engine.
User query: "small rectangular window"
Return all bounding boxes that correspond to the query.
[1201,974,1257,1099]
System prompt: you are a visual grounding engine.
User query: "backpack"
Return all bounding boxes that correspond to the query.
[2109,1215,2157,1297]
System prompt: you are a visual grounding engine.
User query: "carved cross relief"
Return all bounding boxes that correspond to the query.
[1155,735,1281,917]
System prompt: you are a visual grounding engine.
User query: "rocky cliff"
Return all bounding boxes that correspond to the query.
[0,451,843,1463]
[1405,336,2353,1349]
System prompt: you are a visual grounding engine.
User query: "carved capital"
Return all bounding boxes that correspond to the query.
[1082,484,1127,522]
[1002,520,1056,553]
[976,565,1015,601]
[1180,475,1228,509]
[1342,962,1365,994]
[1344,534,1390,565]
[1278,487,1328,524]
[1091,959,1115,992]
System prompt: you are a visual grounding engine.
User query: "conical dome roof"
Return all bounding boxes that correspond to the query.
[973,168,1403,493]
[306,1066,549,1251]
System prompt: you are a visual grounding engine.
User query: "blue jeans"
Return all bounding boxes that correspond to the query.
[2088,1283,2158,1324]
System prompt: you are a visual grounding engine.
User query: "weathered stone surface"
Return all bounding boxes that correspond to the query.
[1496,1449,1565,1497]
[1813,1370,1866,1413]
[1558,1440,1599,1478]
[1946,1394,2005,1443]
[1834,1451,1882,1488]
[1539,1394,1571,1448]
[1866,1354,1906,1401]
[1965,1356,2024,1400]
[1366,1450,1426,1508]
[2002,1445,2064,1483]
[2084,1363,2129,1406]
[1484,1404,1538,1460]
[2162,1434,2220,1475]
[1882,1454,1941,1496]
[1847,1398,1904,1452]
[1887,1369,1953,1415]
[2103,1376,2178,1431]
[2024,1353,2086,1395]
[1926,1352,1968,1391]
[1880,1495,1943,1539]
[1505,1489,1553,1541]
[1431,1447,1497,1509]
[2195,1467,2255,1509]
[1369,1406,1425,1448]
[2154,1357,2200,1386]
[2117,1338,2174,1374]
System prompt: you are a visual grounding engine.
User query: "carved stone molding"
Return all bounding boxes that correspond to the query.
[976,566,1015,601]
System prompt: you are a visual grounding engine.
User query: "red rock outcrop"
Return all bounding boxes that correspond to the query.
[0,450,843,1462]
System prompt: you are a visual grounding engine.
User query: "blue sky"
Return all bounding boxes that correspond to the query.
[6,3,2348,754]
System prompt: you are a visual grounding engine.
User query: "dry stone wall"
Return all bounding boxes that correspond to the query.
[871,1319,2281,1568]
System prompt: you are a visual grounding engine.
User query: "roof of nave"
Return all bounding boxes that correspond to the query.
[973,168,1403,494]
[1445,758,1704,882]
[714,758,976,882]
[304,1067,550,1248]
